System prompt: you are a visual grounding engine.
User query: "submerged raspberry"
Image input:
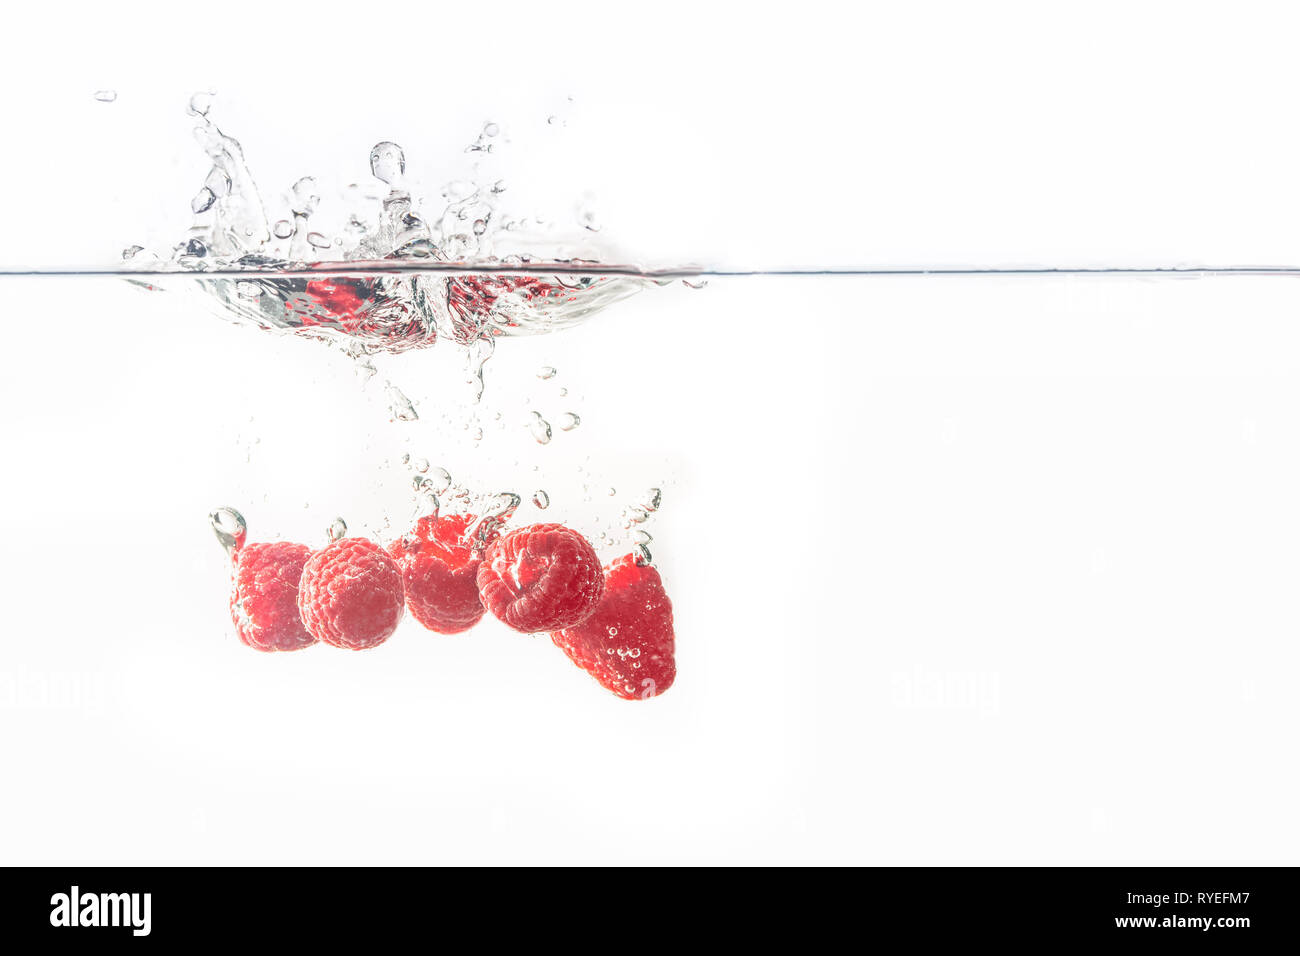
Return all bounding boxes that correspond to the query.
[551,554,676,700]
[230,541,315,652]
[476,523,603,633]
[389,514,485,634]
[297,537,405,650]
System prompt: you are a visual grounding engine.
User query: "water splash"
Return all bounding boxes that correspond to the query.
[136,103,654,358]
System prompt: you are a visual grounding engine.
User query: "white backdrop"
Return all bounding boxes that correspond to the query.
[2,1,1300,865]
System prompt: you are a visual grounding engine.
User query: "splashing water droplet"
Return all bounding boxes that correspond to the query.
[94,90,117,103]
[188,91,215,117]
[532,490,550,509]
[327,517,348,542]
[191,187,217,214]
[528,411,552,444]
[369,141,406,184]
[558,412,581,431]
[210,506,247,556]
[290,177,319,217]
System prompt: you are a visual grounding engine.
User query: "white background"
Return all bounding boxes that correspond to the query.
[2,1,1300,865]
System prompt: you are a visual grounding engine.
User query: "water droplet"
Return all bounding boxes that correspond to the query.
[93,90,117,103]
[558,412,581,431]
[640,488,663,512]
[532,490,550,509]
[191,186,217,214]
[209,507,247,556]
[188,91,215,117]
[290,177,319,217]
[528,411,552,445]
[327,517,348,542]
[272,219,294,239]
[369,141,406,184]
[538,366,557,380]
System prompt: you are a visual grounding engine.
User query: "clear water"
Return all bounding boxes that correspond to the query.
[5,104,1300,866]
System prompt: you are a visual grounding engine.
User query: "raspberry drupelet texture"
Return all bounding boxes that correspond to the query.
[551,554,676,700]
[230,541,316,652]
[388,513,485,634]
[297,537,405,650]
[476,523,604,633]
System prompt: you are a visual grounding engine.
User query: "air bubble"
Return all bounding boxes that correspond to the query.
[387,384,418,421]
[528,411,552,445]
[236,280,262,299]
[538,366,557,380]
[640,488,663,512]
[272,220,294,239]
[429,468,453,494]
[532,490,550,509]
[307,232,331,249]
[413,457,429,473]
[558,413,581,431]
[93,90,117,103]
[327,517,348,542]
[209,507,247,556]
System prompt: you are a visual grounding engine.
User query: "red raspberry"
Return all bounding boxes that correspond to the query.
[476,523,603,633]
[298,537,405,650]
[551,555,676,700]
[388,514,485,634]
[230,541,315,652]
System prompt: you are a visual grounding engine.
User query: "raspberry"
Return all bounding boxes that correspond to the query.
[476,523,603,633]
[388,514,485,634]
[551,555,676,700]
[230,541,316,652]
[298,537,405,650]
